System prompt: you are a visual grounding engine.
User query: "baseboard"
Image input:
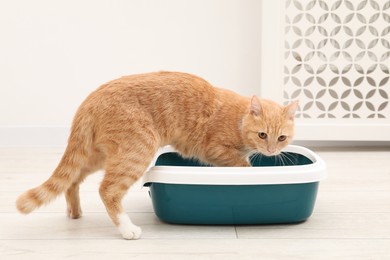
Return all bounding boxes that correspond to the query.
[0,126,70,147]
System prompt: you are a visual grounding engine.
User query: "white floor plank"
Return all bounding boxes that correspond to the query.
[0,213,236,240]
[1,239,389,260]
[236,212,390,239]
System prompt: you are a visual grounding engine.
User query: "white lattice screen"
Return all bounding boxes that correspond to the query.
[261,0,390,140]
[284,0,389,119]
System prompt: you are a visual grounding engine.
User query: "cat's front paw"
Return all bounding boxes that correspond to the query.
[117,213,142,240]
[120,225,142,240]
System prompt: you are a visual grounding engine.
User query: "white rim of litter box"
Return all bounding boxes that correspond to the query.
[143,145,327,185]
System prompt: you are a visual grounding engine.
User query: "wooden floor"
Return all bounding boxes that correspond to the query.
[1,146,389,259]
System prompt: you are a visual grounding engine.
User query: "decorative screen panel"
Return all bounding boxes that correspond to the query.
[284,0,390,119]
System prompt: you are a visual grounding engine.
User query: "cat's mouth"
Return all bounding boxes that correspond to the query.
[249,147,281,157]
[256,148,281,157]
[264,151,281,157]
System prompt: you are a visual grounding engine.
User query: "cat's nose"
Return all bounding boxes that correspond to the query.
[267,148,276,154]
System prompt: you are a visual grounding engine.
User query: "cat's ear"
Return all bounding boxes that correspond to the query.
[285,100,299,120]
[250,96,262,116]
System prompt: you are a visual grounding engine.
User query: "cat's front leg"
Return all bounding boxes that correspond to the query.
[204,145,251,167]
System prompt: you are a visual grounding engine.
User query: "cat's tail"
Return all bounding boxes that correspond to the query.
[16,115,94,214]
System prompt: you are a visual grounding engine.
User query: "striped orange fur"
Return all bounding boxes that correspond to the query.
[16,71,298,239]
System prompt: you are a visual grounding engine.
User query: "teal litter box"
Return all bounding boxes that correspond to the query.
[143,145,327,225]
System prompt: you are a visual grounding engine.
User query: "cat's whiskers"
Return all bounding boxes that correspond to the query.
[241,149,259,166]
[279,152,295,166]
[252,151,265,166]
[276,153,284,166]
[253,151,262,163]
[285,152,297,165]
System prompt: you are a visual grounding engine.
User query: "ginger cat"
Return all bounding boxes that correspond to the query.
[16,71,298,240]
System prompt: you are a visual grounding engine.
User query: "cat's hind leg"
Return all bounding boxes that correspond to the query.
[65,181,82,219]
[65,149,105,219]
[65,168,93,219]
[99,126,160,240]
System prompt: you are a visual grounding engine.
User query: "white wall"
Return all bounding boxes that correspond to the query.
[0,0,262,145]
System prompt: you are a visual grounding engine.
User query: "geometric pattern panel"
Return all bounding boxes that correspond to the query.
[284,0,390,118]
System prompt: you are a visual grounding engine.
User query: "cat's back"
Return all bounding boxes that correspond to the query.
[100,71,214,95]
[83,72,218,125]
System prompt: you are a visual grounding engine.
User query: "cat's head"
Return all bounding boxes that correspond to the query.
[241,96,298,157]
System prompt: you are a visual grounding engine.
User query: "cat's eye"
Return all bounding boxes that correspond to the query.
[278,135,287,142]
[258,132,267,139]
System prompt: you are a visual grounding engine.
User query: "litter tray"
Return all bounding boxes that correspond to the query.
[143,145,327,225]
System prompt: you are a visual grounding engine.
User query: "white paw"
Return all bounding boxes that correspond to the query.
[117,212,142,240]
[121,225,142,240]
